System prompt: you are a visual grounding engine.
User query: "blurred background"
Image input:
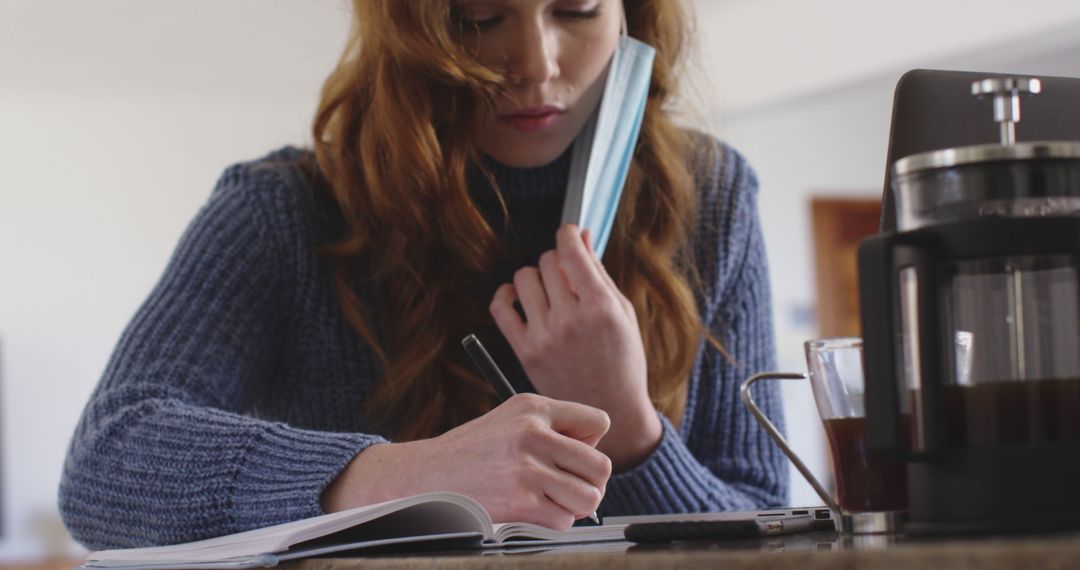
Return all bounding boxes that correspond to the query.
[2,0,1080,562]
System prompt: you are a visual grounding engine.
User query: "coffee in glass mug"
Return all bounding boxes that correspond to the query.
[742,337,908,533]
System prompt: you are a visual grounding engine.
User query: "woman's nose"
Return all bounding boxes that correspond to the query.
[506,19,560,85]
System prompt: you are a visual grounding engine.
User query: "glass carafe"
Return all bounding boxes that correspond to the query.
[859,75,1080,535]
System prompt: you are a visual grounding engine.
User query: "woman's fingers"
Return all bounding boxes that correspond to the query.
[406,393,613,530]
[502,492,578,530]
[581,228,614,287]
[554,225,607,300]
[506,398,608,520]
[538,396,611,446]
[493,226,624,340]
[537,462,605,521]
[490,283,526,346]
[538,250,577,310]
[582,229,634,317]
[495,395,611,526]
[530,430,612,490]
[513,266,549,321]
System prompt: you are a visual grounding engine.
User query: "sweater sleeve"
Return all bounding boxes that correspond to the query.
[58,162,387,550]
[600,138,789,515]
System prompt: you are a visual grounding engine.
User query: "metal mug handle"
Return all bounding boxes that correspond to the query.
[740,371,841,513]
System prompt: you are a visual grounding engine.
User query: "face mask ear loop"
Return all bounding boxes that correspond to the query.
[620,3,629,37]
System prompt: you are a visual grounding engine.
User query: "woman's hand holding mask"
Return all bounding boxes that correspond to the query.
[489,224,664,472]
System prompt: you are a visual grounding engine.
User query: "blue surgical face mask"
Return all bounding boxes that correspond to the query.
[561,33,656,257]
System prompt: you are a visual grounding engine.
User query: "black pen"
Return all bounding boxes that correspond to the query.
[462,334,516,402]
[461,333,601,525]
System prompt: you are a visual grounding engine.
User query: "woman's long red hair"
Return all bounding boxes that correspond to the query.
[313,0,710,441]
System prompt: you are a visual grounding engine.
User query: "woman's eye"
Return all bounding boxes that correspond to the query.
[465,15,504,31]
[554,7,600,20]
[458,3,599,31]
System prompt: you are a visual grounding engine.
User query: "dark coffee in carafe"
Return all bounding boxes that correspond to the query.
[943,378,1080,448]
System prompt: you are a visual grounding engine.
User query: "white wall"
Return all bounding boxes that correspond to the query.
[693,0,1080,114]
[0,0,350,560]
[2,0,1080,561]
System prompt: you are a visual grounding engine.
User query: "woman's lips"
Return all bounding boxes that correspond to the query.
[499,106,564,133]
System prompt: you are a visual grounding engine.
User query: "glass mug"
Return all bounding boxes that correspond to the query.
[740,337,908,534]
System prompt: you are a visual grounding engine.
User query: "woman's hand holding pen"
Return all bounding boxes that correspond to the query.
[321,393,612,529]
[489,224,663,472]
[323,224,652,525]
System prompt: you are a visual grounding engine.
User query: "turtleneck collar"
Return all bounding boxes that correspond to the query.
[476,147,573,202]
[469,147,572,245]
[467,146,573,288]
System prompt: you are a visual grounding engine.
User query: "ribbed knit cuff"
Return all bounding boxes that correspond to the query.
[601,413,755,516]
[229,423,387,531]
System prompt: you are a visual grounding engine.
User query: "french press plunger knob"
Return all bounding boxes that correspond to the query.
[971,77,1041,146]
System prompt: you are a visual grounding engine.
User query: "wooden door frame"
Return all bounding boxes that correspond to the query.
[810,197,881,338]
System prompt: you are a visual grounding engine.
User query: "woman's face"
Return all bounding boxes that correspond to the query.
[459,0,622,168]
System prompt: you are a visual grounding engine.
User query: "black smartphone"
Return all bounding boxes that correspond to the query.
[624,514,826,543]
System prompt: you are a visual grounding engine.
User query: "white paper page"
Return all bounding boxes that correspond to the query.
[86,492,492,563]
[490,522,626,545]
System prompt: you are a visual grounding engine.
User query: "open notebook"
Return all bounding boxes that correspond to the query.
[80,492,626,569]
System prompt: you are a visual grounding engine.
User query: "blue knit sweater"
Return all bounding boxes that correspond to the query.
[58,133,787,550]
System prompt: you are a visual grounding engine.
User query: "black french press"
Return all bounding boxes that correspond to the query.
[859,73,1080,535]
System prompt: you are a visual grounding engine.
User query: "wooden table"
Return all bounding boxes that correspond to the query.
[284,531,1080,570]
[0,560,83,570]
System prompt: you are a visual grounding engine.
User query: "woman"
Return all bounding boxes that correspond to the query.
[59,0,787,550]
